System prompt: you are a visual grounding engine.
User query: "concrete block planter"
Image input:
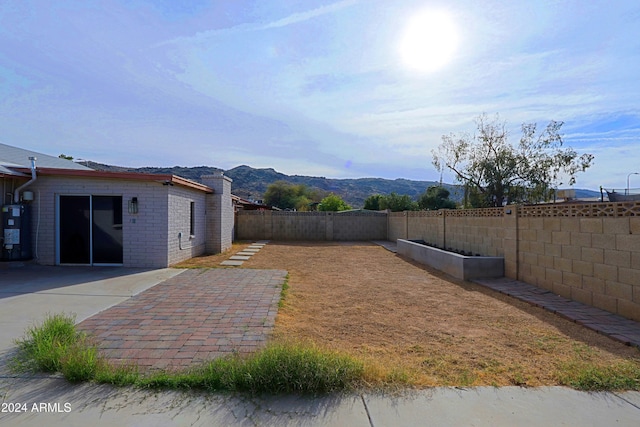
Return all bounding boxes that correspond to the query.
[397,239,504,280]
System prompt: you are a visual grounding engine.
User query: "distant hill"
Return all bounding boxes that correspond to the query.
[85,162,600,208]
[86,162,450,207]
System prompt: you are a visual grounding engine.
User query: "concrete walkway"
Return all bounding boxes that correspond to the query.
[473,277,640,349]
[220,241,269,266]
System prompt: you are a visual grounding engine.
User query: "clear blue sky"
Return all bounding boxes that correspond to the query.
[1,0,639,190]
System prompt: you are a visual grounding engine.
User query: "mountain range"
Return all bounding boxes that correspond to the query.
[86,162,601,208]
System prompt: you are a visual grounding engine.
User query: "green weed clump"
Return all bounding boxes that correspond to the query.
[139,342,365,393]
[12,314,364,393]
[12,313,98,379]
[556,361,640,391]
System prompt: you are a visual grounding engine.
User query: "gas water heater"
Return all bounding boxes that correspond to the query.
[1,204,32,261]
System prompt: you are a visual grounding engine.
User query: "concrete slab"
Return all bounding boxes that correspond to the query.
[0,266,184,354]
[229,256,251,261]
[618,391,640,408]
[220,260,244,266]
[363,387,640,427]
[247,246,263,250]
[235,251,255,256]
[0,377,369,427]
[243,248,261,253]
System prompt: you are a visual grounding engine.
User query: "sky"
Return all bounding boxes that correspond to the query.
[0,0,639,191]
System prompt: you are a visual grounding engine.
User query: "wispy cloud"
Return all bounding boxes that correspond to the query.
[158,0,358,46]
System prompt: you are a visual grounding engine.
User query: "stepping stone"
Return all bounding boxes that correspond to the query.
[248,245,263,249]
[254,241,269,244]
[243,248,261,252]
[236,251,255,256]
[220,260,244,266]
[229,255,251,261]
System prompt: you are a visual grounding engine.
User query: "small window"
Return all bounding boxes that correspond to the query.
[190,201,195,236]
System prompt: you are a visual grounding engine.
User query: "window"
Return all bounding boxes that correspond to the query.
[190,201,195,237]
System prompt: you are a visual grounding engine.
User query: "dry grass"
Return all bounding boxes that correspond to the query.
[177,241,640,388]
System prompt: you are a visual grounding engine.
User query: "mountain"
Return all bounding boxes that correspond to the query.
[86,162,447,207]
[85,162,601,207]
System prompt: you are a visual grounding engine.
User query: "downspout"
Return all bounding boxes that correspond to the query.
[14,157,37,203]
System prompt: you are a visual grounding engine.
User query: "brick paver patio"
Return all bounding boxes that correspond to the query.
[78,268,287,371]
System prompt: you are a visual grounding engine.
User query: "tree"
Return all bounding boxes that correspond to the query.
[58,154,73,160]
[379,192,418,212]
[318,193,351,211]
[363,194,384,210]
[432,113,594,207]
[418,186,457,210]
[263,181,320,210]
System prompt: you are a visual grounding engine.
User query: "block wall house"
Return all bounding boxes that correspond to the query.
[1,148,233,268]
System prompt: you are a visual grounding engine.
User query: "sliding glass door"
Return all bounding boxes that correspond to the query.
[58,195,123,265]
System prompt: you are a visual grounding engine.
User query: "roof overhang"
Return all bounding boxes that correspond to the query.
[11,167,214,193]
[0,165,29,177]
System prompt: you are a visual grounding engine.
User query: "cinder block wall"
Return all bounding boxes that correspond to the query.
[236,211,386,241]
[517,203,640,321]
[237,202,640,322]
[406,211,443,247]
[444,209,505,257]
[332,211,386,240]
[388,212,407,241]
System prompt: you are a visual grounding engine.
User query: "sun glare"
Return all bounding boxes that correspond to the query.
[400,9,459,73]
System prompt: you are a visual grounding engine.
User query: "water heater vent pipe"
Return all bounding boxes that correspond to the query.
[14,157,37,203]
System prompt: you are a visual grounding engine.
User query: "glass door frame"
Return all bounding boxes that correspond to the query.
[56,194,124,266]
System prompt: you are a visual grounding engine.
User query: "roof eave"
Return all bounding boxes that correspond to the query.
[12,167,214,193]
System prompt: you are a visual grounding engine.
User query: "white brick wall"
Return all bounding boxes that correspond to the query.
[6,175,211,268]
[167,186,207,265]
[201,174,234,254]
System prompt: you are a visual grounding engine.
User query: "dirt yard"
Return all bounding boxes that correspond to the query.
[177,241,640,387]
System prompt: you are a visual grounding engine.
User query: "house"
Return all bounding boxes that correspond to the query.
[1,143,233,268]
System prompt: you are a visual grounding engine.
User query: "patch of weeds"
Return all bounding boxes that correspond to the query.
[12,313,88,374]
[533,335,565,352]
[231,342,364,393]
[556,361,640,391]
[60,337,102,382]
[458,369,477,387]
[278,275,290,308]
[94,364,140,386]
[509,371,529,386]
[571,342,598,360]
[12,314,365,394]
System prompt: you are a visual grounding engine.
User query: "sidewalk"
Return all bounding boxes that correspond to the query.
[1,376,639,426]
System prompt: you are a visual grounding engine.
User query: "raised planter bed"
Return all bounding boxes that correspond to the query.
[397,239,504,280]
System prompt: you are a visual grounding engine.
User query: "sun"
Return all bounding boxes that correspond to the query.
[399,9,459,73]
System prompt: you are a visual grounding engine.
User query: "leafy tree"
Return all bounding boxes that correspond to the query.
[379,192,418,212]
[263,181,320,210]
[432,113,594,207]
[418,186,457,210]
[363,194,384,210]
[318,193,351,211]
[58,154,73,160]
